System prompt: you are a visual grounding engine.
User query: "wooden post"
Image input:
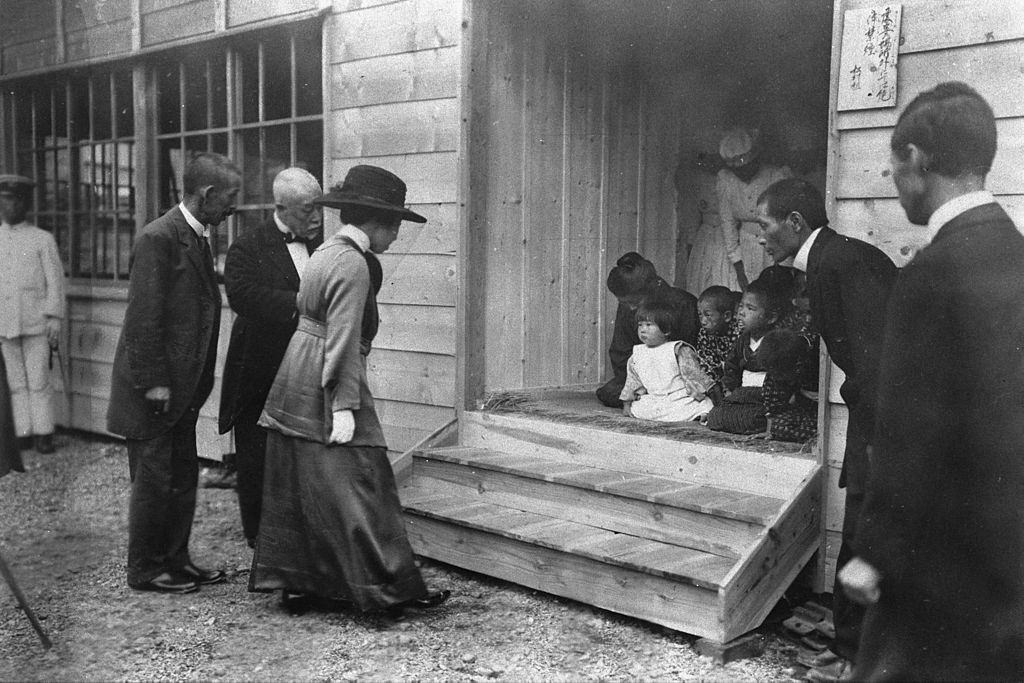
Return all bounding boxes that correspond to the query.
[0,549,52,649]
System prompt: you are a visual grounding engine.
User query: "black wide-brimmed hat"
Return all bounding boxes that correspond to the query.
[315,165,427,223]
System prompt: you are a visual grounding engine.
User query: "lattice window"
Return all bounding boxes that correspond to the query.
[154,21,323,275]
[2,68,136,279]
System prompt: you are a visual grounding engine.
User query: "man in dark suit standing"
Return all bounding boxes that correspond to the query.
[840,82,1024,679]
[219,167,323,548]
[756,177,896,680]
[108,152,240,594]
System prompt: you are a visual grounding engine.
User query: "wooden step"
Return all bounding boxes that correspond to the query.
[419,445,786,525]
[460,411,818,498]
[401,483,735,590]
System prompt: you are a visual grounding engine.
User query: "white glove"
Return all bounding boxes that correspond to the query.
[330,410,355,444]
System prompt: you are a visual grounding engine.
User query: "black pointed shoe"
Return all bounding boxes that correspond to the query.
[129,571,199,594]
[405,589,451,609]
[179,562,226,586]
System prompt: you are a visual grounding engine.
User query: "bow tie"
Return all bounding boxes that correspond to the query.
[284,233,307,244]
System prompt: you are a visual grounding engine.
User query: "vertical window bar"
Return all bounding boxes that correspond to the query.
[29,92,39,222]
[65,80,75,276]
[88,76,98,276]
[111,71,120,280]
[226,47,238,245]
[257,39,265,124]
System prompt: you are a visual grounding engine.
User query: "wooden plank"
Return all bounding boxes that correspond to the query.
[833,195,1024,267]
[404,513,725,639]
[836,117,1024,198]
[328,152,458,204]
[409,459,760,558]
[460,411,817,497]
[479,3,526,391]
[562,47,606,386]
[389,416,456,483]
[227,0,316,27]
[720,466,822,641]
[521,32,566,387]
[330,46,459,108]
[374,303,454,354]
[375,252,456,306]
[366,348,455,407]
[374,398,453,453]
[1,0,59,43]
[388,202,456,255]
[65,20,133,62]
[640,93,683,285]
[329,0,458,64]
[331,99,458,158]
[825,464,847,535]
[836,40,1024,130]
[2,39,58,74]
[841,0,1024,55]
[141,0,215,46]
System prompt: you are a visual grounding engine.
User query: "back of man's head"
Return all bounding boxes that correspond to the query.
[757,178,829,230]
[890,81,996,178]
[183,152,241,196]
[274,167,322,205]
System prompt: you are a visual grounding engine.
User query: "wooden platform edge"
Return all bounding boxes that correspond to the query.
[404,513,726,641]
[390,417,458,484]
[718,465,824,642]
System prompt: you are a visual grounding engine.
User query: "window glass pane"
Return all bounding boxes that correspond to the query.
[184,56,209,132]
[73,212,93,277]
[156,62,181,134]
[114,69,133,137]
[294,26,322,118]
[158,139,184,210]
[295,121,323,184]
[69,79,89,142]
[55,147,71,211]
[210,53,228,129]
[95,213,115,279]
[117,213,133,279]
[233,209,268,243]
[263,32,292,121]
[53,84,67,138]
[238,127,264,204]
[208,132,228,156]
[14,90,34,144]
[263,123,291,184]
[237,40,259,123]
[93,75,112,140]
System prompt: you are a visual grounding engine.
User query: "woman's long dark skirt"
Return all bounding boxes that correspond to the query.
[249,432,428,611]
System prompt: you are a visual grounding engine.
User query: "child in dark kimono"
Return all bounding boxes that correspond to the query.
[759,328,819,443]
[706,278,788,434]
[695,286,741,390]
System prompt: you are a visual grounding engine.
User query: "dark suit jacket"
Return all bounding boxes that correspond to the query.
[805,226,896,493]
[855,203,1024,678]
[218,217,322,433]
[107,207,222,440]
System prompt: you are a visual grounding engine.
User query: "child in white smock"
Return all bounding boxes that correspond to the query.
[620,298,715,422]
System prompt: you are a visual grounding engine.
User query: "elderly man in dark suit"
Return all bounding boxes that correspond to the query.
[756,177,896,679]
[108,152,240,594]
[219,167,323,549]
[839,82,1024,679]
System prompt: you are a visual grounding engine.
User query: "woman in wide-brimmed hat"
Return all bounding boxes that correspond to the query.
[250,165,449,615]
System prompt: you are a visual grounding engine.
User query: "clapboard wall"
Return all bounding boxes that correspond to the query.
[817,0,1024,591]
[460,1,682,406]
[0,0,462,456]
[323,0,461,449]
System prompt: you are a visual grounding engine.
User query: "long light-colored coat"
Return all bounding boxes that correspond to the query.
[259,233,385,448]
[0,221,65,337]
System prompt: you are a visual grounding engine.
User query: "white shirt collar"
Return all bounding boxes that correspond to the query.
[338,224,370,253]
[926,190,995,243]
[273,212,293,237]
[178,202,207,239]
[793,227,824,273]
[0,220,28,230]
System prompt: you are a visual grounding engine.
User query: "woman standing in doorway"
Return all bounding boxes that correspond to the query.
[716,127,792,290]
[250,165,449,615]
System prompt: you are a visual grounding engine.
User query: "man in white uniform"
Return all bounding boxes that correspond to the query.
[0,174,65,454]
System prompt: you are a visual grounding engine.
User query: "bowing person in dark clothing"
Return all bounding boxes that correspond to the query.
[755,177,896,680]
[596,252,699,408]
[219,168,324,548]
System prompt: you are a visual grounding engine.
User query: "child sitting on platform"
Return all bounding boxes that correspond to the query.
[759,328,819,443]
[695,285,741,387]
[620,297,715,422]
[706,278,789,434]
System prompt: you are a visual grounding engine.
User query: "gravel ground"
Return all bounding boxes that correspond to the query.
[0,432,810,681]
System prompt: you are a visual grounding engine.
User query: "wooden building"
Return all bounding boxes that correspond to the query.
[2,0,1021,645]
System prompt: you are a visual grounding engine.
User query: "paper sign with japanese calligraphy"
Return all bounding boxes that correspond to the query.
[838,5,903,110]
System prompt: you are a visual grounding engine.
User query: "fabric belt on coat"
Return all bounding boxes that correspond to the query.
[297,315,326,338]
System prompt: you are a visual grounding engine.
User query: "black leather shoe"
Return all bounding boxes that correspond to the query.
[179,563,226,585]
[405,589,451,609]
[34,434,55,454]
[280,591,310,615]
[129,571,199,594]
